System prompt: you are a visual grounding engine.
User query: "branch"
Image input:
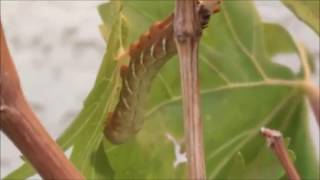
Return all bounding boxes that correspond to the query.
[261,128,300,180]
[174,0,206,179]
[0,22,84,179]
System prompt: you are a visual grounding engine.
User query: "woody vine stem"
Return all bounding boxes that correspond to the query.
[174,0,206,179]
[261,128,301,180]
[0,23,84,180]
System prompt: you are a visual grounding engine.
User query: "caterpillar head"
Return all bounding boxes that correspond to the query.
[198,0,222,28]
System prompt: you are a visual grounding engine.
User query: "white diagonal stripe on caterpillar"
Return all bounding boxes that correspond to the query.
[150,44,157,60]
[131,63,138,80]
[162,37,167,57]
[122,96,130,110]
[139,51,147,73]
[124,79,133,95]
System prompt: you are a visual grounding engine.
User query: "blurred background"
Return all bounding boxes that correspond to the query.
[1,1,319,178]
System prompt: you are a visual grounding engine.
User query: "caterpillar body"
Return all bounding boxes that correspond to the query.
[104,0,222,144]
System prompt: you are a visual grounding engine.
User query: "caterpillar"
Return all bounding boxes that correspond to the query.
[104,0,222,144]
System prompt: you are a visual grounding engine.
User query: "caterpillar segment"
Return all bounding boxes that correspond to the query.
[105,0,222,144]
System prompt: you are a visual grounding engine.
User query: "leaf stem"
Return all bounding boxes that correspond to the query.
[296,43,311,81]
[261,127,301,180]
[295,44,319,125]
[303,82,320,126]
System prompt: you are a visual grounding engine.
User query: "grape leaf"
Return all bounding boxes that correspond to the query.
[5,0,319,179]
[102,1,319,179]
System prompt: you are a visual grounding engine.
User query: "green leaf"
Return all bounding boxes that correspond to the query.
[263,23,315,78]
[281,0,320,35]
[88,142,115,179]
[103,0,319,179]
[4,1,125,179]
[263,23,298,56]
[6,0,319,179]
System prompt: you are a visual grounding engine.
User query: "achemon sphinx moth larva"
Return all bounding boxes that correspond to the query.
[104,0,222,144]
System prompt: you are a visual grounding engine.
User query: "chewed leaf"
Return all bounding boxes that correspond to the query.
[263,23,315,77]
[99,24,108,43]
[263,23,298,56]
[281,0,320,35]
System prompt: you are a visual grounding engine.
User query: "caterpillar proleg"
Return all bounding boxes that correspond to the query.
[104,0,222,144]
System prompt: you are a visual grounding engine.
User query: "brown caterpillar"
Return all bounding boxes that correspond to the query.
[104,0,222,144]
